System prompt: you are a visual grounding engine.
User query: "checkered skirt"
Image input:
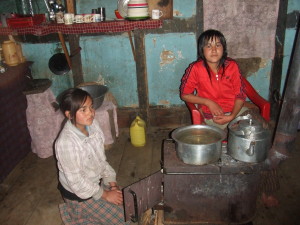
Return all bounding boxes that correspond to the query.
[59,197,130,225]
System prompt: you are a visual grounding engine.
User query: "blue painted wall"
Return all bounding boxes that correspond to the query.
[173,0,196,18]
[146,32,196,106]
[80,35,138,107]
[1,0,299,107]
[247,60,273,99]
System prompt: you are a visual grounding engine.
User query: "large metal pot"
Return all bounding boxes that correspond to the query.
[228,114,271,163]
[171,125,226,165]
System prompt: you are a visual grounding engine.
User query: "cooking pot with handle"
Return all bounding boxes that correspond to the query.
[228,114,271,163]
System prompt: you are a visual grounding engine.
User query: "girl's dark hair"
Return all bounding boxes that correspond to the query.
[59,88,92,125]
[197,29,228,80]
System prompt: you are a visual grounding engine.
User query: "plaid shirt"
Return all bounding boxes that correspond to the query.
[55,119,116,201]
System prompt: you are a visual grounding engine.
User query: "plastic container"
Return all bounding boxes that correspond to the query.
[130,116,146,147]
[2,40,19,66]
[6,14,46,28]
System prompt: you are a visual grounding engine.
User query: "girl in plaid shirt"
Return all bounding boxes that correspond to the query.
[55,88,129,225]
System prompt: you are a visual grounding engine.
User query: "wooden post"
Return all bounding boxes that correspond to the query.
[269,0,288,121]
[134,30,149,123]
[64,0,83,86]
[128,31,136,61]
[58,32,72,69]
[69,34,84,86]
[65,0,75,13]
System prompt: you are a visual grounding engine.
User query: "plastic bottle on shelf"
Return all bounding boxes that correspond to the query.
[130,116,146,147]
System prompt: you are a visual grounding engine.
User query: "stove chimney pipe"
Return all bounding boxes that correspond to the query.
[267,20,300,168]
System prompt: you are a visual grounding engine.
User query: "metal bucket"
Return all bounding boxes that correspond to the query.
[171,125,226,165]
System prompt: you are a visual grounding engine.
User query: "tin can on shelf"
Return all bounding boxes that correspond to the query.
[98,7,105,21]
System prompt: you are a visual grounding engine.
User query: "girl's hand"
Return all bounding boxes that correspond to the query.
[213,114,234,125]
[102,190,123,205]
[110,185,120,191]
[207,100,224,116]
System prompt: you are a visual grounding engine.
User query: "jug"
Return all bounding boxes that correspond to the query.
[2,40,19,66]
[130,116,146,147]
[228,114,271,163]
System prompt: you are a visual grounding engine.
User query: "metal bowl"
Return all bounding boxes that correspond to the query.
[171,125,226,165]
[78,84,108,109]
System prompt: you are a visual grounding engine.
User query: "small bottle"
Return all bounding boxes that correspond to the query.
[98,7,105,21]
[130,116,146,147]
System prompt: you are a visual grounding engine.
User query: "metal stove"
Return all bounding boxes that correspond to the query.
[123,140,263,224]
[124,25,299,225]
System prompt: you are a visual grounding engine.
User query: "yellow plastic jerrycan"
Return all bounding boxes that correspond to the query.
[130,116,146,147]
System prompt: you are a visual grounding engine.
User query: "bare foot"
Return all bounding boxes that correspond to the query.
[261,193,279,208]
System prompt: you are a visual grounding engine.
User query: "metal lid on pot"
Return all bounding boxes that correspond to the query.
[228,114,270,139]
[239,118,263,131]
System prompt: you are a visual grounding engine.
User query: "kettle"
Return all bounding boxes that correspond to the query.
[228,114,271,163]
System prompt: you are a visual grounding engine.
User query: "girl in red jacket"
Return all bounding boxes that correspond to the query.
[180,29,247,129]
[181,29,279,208]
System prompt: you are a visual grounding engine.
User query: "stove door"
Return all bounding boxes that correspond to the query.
[123,170,163,222]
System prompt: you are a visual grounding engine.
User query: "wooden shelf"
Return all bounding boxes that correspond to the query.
[0,20,163,36]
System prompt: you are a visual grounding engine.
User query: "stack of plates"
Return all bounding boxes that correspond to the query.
[127,0,149,20]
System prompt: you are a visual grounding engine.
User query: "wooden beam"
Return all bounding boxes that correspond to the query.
[68,34,84,86]
[65,0,75,13]
[269,0,288,121]
[128,31,136,61]
[63,0,83,87]
[133,30,149,123]
[58,32,72,69]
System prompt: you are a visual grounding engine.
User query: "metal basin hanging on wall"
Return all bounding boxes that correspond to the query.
[48,53,70,75]
[48,32,81,75]
[48,46,81,75]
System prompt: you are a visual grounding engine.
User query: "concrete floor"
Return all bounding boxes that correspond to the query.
[0,128,299,225]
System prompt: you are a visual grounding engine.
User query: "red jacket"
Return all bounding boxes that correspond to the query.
[180,58,246,118]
